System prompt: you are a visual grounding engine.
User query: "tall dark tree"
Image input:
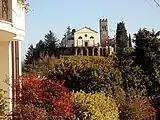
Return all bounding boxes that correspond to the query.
[44,30,58,57]
[23,31,60,72]
[133,28,160,109]
[115,22,129,59]
[67,26,71,36]
[134,28,160,72]
[23,44,37,72]
[115,22,130,95]
[34,40,45,59]
[24,44,35,65]
[128,34,132,48]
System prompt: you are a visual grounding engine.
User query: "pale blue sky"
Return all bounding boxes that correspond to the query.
[22,0,160,59]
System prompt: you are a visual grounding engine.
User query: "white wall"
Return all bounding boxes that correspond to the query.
[0,0,25,115]
[0,42,10,88]
[12,0,25,41]
[0,0,25,41]
[74,27,99,47]
[18,41,22,75]
[0,42,10,111]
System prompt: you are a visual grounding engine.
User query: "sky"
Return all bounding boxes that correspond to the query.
[22,0,160,60]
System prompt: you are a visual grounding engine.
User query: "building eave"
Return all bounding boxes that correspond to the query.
[76,26,98,33]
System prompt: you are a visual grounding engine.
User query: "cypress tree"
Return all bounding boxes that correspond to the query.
[128,34,132,48]
[115,22,129,58]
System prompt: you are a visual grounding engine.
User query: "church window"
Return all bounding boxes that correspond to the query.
[90,36,94,39]
[85,34,87,37]
[78,36,82,39]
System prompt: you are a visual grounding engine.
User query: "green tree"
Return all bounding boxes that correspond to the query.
[23,31,60,72]
[34,40,45,59]
[129,34,132,48]
[133,28,160,108]
[44,30,58,57]
[115,24,135,96]
[115,48,148,97]
[115,22,129,59]
[115,22,147,98]
[23,44,37,72]
[125,66,148,96]
[24,44,35,65]
[67,26,71,36]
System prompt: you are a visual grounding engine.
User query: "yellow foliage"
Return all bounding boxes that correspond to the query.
[72,91,119,120]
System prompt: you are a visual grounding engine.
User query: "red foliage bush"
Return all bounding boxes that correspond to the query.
[14,75,73,119]
[132,96,157,119]
[119,96,157,120]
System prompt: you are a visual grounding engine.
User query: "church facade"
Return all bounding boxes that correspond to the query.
[60,18,115,56]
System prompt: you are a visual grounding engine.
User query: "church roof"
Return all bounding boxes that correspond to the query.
[76,26,98,33]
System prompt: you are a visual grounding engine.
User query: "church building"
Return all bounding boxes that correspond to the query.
[60,18,115,56]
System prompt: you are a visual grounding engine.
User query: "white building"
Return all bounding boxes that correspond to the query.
[60,19,115,56]
[0,0,25,113]
[156,31,160,39]
[61,27,99,47]
[74,27,99,47]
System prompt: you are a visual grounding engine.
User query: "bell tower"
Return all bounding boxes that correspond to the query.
[100,19,108,47]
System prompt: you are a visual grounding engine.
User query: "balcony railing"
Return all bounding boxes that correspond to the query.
[0,0,12,22]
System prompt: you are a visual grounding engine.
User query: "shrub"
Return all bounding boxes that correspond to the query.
[29,56,122,95]
[72,91,119,120]
[119,96,156,120]
[12,104,48,120]
[0,89,7,119]
[13,76,73,119]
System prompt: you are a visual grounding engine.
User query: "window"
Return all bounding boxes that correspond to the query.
[90,36,94,39]
[78,36,82,39]
[85,34,87,37]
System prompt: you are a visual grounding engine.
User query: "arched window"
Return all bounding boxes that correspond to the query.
[85,34,87,37]
[78,36,82,39]
[90,36,94,39]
